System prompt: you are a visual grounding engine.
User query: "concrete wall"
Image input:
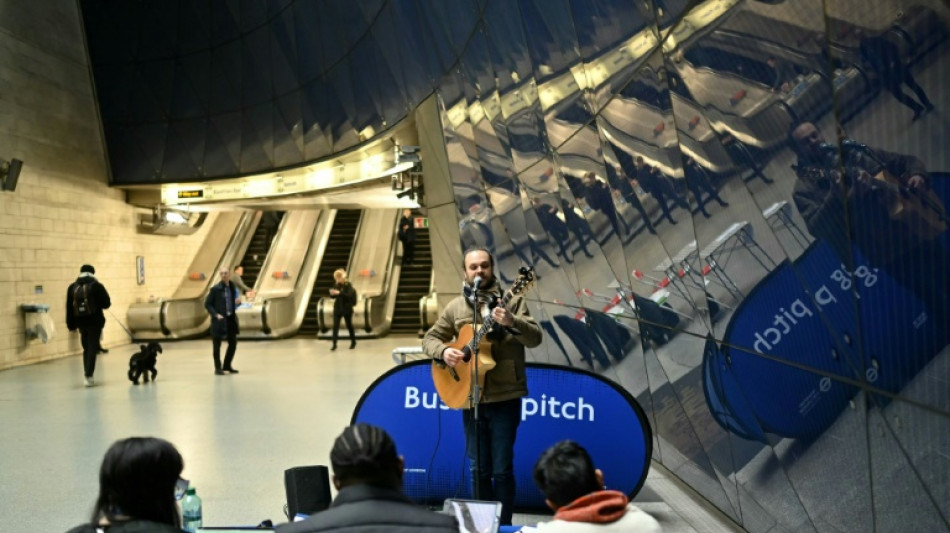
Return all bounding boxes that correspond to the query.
[0,0,212,370]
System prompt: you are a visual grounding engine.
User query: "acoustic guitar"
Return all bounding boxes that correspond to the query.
[431,267,535,409]
[796,165,947,240]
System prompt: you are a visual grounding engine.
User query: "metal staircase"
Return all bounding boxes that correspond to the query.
[238,211,284,290]
[298,209,361,335]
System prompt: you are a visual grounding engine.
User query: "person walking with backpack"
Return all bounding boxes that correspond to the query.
[66,264,112,387]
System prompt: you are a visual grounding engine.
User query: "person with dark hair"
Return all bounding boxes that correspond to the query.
[66,264,112,387]
[398,209,417,265]
[277,424,458,533]
[329,268,358,350]
[683,157,729,218]
[790,121,950,328]
[205,268,241,375]
[67,437,187,533]
[859,34,934,120]
[582,172,627,240]
[531,440,660,532]
[560,199,597,258]
[423,247,543,526]
[532,197,574,262]
[634,156,689,225]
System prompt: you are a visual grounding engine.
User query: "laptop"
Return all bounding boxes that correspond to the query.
[442,499,502,533]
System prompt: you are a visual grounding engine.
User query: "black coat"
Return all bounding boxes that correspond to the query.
[331,282,357,315]
[276,485,458,533]
[66,519,184,533]
[204,281,241,338]
[66,276,111,331]
[398,215,416,243]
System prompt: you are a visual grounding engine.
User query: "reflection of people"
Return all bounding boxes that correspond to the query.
[66,264,112,387]
[582,172,627,240]
[683,157,729,218]
[532,198,574,262]
[766,56,799,92]
[67,437,186,533]
[634,156,688,225]
[398,209,417,265]
[859,35,934,120]
[560,199,596,257]
[422,248,542,525]
[532,440,661,533]
[329,269,358,350]
[205,268,241,375]
[610,164,656,235]
[232,265,255,298]
[277,424,459,533]
[791,121,950,326]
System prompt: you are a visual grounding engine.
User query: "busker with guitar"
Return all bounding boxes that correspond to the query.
[422,247,542,526]
[790,121,950,329]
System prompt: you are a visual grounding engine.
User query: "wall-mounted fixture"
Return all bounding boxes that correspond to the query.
[137,205,208,236]
[1,158,23,191]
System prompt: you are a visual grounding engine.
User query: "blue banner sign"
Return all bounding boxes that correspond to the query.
[713,239,944,441]
[352,361,652,511]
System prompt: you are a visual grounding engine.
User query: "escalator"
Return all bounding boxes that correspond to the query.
[390,224,431,335]
[299,209,362,335]
[238,211,284,289]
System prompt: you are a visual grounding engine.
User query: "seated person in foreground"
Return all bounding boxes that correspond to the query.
[529,440,660,532]
[277,423,458,533]
[67,437,187,533]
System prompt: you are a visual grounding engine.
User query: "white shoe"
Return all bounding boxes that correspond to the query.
[84,377,94,387]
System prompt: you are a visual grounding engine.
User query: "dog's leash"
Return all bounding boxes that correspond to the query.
[107,309,135,342]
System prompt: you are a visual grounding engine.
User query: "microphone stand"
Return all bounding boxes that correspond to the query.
[467,281,482,501]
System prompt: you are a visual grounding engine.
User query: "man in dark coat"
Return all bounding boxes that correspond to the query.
[582,172,627,240]
[330,268,358,350]
[859,34,934,120]
[635,156,689,225]
[277,424,458,533]
[66,264,112,387]
[683,156,729,218]
[204,268,241,375]
[397,209,417,265]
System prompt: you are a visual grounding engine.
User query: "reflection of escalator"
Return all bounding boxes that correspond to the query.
[299,210,361,336]
[391,225,431,335]
[239,211,284,289]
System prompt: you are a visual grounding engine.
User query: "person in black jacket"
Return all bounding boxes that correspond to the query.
[204,268,241,375]
[330,269,358,350]
[277,424,458,533]
[859,34,934,120]
[67,437,186,533]
[66,264,112,387]
[397,209,417,265]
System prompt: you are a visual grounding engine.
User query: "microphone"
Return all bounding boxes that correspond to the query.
[818,142,838,153]
[472,276,482,292]
[841,138,867,151]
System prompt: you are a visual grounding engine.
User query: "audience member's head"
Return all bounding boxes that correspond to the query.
[90,437,185,528]
[533,440,603,510]
[333,268,347,284]
[330,423,403,491]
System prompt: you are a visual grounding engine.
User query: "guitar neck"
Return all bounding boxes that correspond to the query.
[468,290,515,349]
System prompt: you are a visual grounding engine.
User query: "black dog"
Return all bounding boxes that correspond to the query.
[128,341,162,385]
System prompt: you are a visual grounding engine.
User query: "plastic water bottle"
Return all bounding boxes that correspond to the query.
[182,486,202,533]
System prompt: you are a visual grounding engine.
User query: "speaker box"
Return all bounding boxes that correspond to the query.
[2,158,22,191]
[284,465,331,519]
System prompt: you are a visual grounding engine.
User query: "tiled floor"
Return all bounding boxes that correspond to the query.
[0,335,739,532]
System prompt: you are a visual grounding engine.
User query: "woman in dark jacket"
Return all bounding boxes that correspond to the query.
[329,269,358,350]
[67,437,186,533]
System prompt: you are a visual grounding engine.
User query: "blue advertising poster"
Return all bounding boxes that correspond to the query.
[352,361,652,511]
[712,239,944,441]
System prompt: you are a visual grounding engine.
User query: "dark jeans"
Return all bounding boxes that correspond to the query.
[332,311,355,346]
[463,398,521,525]
[80,326,102,377]
[212,315,238,370]
[401,237,415,263]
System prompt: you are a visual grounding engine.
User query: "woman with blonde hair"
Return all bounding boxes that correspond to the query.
[329,269,358,350]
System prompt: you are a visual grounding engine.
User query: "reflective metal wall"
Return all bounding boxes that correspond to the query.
[81,1,950,530]
[432,1,950,531]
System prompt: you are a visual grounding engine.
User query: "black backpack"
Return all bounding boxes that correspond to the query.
[72,283,97,317]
